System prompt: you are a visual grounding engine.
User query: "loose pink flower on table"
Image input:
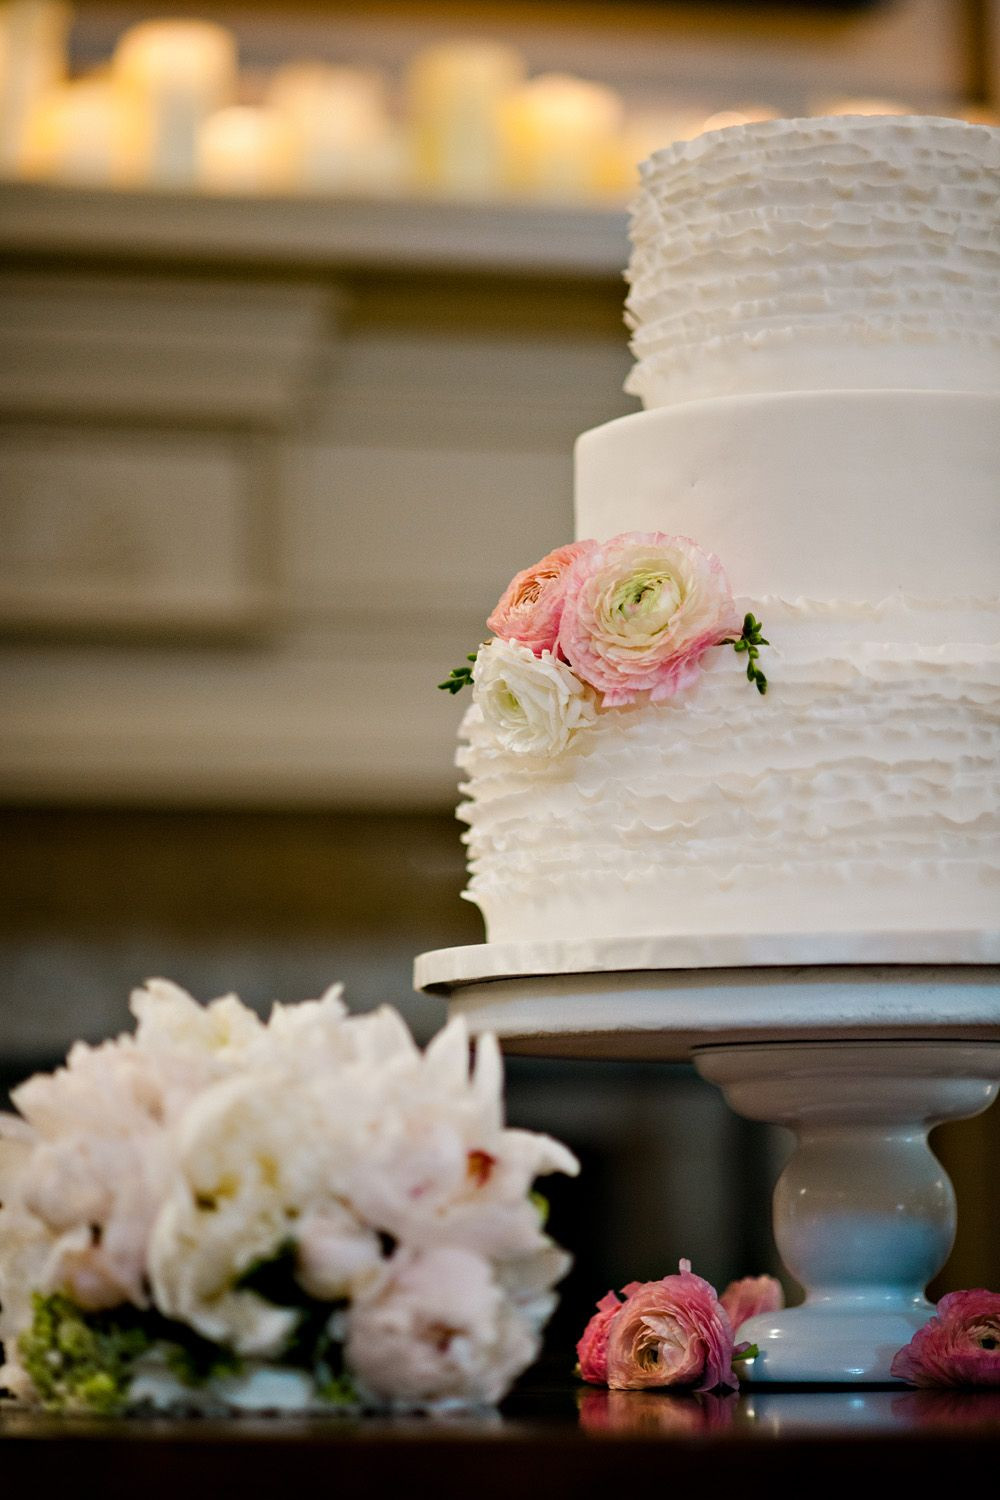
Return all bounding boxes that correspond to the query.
[719,1274,784,1333]
[576,1283,638,1384]
[604,1260,739,1394]
[891,1290,1000,1388]
[557,532,741,707]
[487,542,595,658]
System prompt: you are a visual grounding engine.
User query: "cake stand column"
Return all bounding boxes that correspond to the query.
[694,1040,1000,1384]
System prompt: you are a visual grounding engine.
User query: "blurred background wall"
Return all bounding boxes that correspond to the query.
[1,0,998,1350]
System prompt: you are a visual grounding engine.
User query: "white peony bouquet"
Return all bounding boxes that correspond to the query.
[0,981,578,1415]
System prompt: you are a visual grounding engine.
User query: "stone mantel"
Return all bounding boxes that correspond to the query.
[0,184,636,807]
[0,182,628,278]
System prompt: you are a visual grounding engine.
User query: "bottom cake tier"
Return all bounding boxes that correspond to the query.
[457,596,999,948]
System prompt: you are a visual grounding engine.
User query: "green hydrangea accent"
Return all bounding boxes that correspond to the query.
[17,1292,153,1414]
[15,1282,357,1412]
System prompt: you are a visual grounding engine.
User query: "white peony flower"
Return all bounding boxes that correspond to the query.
[6,1037,177,1312]
[342,1021,578,1262]
[346,1247,539,1406]
[147,1068,384,1356]
[473,639,597,756]
[1,982,579,1410]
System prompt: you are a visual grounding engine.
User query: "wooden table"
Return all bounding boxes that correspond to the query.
[3,1375,998,1495]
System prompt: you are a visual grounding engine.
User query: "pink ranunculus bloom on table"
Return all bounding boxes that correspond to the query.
[558,532,741,707]
[719,1274,784,1333]
[487,541,596,657]
[576,1283,639,1384]
[601,1260,739,1394]
[890,1290,1000,1387]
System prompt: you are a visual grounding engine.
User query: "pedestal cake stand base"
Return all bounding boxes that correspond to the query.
[415,945,1000,1385]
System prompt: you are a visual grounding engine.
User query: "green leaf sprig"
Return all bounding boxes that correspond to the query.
[723,613,769,695]
[438,651,478,694]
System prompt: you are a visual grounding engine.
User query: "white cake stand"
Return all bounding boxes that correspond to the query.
[415,935,1000,1385]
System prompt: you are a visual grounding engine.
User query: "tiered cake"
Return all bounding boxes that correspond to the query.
[456,117,1000,960]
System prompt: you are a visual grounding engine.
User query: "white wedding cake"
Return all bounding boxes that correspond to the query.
[455,117,1000,964]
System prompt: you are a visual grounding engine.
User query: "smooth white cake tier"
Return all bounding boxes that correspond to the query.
[574,391,1000,599]
[457,596,1000,947]
[625,116,1000,409]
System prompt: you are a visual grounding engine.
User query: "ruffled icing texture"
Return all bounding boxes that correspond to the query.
[625,117,1000,408]
[457,599,1000,945]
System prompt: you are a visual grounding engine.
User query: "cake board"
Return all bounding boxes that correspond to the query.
[415,937,1000,1386]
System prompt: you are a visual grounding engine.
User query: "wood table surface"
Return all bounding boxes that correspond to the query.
[2,1373,999,1496]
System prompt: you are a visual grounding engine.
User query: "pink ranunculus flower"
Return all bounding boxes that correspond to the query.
[719,1274,784,1333]
[576,1283,641,1384]
[487,542,596,657]
[558,532,741,707]
[890,1290,1000,1388]
[604,1260,738,1394]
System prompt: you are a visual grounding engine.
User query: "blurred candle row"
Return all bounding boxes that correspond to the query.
[2,1,985,202]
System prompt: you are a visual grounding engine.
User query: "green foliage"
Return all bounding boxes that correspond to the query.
[18,1242,372,1412]
[234,1240,357,1407]
[722,613,769,695]
[438,652,478,694]
[529,1191,550,1227]
[18,1292,153,1414]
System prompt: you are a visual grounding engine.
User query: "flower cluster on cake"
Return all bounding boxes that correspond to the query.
[440,530,767,759]
[0,981,578,1414]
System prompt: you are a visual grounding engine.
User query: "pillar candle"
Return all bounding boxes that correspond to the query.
[197,104,295,194]
[0,0,70,175]
[113,19,236,188]
[19,74,136,185]
[407,39,525,199]
[267,64,401,195]
[501,73,624,201]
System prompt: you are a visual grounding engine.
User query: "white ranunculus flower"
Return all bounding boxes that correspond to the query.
[472,639,597,756]
[346,1247,539,1406]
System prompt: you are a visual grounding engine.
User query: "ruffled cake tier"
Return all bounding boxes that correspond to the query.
[457,599,1000,946]
[625,117,1000,408]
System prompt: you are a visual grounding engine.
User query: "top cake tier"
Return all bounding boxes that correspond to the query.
[625,116,1000,409]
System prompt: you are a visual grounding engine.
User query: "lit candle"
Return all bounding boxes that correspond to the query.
[818,96,912,118]
[698,106,780,134]
[618,108,715,190]
[197,104,295,194]
[407,39,525,199]
[19,74,134,186]
[267,64,402,195]
[0,0,70,176]
[113,19,236,187]
[501,73,624,201]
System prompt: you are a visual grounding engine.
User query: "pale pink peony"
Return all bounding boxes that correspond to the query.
[604,1260,738,1394]
[719,1274,784,1333]
[558,532,740,707]
[890,1290,1000,1387]
[487,542,595,657]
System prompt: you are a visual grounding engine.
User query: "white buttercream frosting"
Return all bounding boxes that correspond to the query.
[456,118,1000,959]
[459,598,1000,946]
[625,116,1000,408]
